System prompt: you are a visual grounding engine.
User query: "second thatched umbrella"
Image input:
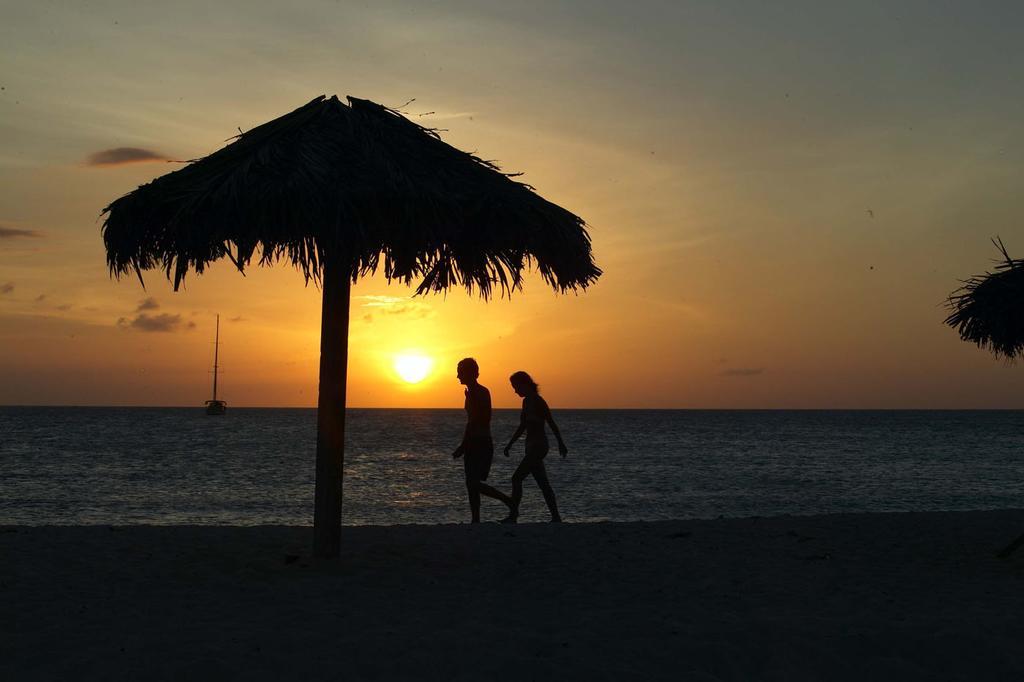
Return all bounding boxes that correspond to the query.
[944,238,1024,360]
[944,237,1024,557]
[102,95,601,558]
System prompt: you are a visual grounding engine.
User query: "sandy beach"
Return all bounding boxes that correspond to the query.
[4,510,1024,681]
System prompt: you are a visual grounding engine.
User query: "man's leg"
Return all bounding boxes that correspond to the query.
[477,482,513,509]
[466,478,482,523]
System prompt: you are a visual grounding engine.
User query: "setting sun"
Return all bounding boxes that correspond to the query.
[393,353,433,384]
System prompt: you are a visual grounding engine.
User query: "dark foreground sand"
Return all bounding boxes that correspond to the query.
[4,510,1024,681]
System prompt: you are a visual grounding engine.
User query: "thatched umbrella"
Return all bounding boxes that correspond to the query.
[945,238,1024,361]
[102,95,601,558]
[944,237,1024,557]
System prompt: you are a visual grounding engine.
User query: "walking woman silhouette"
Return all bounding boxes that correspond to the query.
[502,371,567,523]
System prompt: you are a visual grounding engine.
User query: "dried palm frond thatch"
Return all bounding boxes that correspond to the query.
[101,95,601,558]
[944,238,1024,361]
[102,95,600,297]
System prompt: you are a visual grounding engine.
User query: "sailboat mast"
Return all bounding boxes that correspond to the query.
[212,314,220,401]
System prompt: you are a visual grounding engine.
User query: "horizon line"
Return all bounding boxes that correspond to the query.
[2,404,1022,412]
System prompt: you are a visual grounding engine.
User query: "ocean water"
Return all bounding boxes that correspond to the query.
[2,407,1024,526]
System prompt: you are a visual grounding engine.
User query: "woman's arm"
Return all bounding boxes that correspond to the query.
[544,401,568,457]
[504,412,527,457]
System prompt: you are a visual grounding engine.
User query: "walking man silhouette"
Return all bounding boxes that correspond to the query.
[452,358,514,522]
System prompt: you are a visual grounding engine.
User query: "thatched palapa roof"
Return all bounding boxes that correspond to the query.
[102,95,601,297]
[945,238,1024,360]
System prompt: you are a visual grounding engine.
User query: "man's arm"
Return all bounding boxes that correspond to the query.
[453,414,472,458]
[453,391,470,459]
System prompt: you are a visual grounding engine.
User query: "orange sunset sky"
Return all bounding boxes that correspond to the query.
[2,1,1024,408]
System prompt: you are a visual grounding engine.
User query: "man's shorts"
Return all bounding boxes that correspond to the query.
[463,439,494,482]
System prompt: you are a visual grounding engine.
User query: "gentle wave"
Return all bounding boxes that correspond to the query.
[3,407,1024,525]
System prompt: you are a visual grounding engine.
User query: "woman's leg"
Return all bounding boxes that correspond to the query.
[506,457,534,522]
[531,462,561,522]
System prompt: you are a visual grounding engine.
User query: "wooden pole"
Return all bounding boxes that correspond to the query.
[313,258,350,559]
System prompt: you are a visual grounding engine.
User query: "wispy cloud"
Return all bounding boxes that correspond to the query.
[0,282,13,295]
[86,147,168,167]
[720,368,765,377]
[0,225,41,239]
[356,295,434,320]
[118,312,195,333]
[136,297,159,312]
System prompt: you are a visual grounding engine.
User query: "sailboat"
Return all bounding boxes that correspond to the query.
[205,314,227,415]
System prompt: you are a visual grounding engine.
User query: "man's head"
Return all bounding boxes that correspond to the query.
[457,357,480,385]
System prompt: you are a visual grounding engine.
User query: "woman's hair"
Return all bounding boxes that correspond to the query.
[509,371,539,394]
[457,357,479,377]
